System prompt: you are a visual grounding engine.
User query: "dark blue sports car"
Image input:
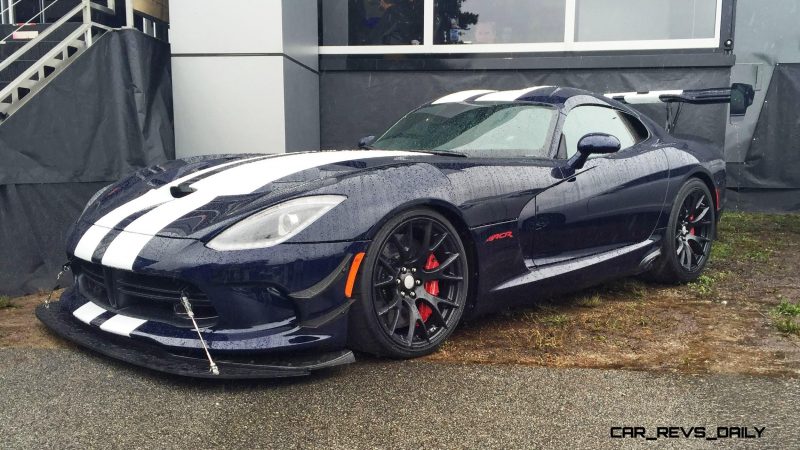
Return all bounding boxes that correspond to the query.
[37,85,754,378]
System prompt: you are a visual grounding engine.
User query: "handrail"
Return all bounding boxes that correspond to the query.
[0,2,83,72]
[0,0,24,18]
[0,23,91,103]
[0,0,69,43]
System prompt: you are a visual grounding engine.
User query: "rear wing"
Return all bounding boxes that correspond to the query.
[605,83,755,133]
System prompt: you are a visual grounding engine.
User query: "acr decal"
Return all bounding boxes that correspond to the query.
[486,231,514,242]
[82,151,421,270]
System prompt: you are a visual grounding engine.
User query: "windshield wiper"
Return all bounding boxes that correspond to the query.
[392,149,468,158]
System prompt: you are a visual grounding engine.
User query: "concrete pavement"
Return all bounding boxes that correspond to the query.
[0,348,797,449]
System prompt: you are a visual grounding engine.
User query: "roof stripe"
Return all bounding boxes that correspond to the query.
[474,86,553,102]
[431,90,497,104]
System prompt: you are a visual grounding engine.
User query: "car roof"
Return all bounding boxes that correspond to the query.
[427,86,618,110]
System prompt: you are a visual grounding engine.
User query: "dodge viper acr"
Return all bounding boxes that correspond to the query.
[37,85,753,378]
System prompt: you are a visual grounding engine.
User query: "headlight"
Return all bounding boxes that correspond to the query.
[82,184,112,215]
[207,195,346,251]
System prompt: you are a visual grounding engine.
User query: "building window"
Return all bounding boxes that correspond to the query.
[575,0,717,42]
[319,0,724,54]
[433,0,565,45]
[320,0,425,46]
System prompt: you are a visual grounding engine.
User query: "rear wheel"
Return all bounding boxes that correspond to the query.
[649,179,715,284]
[348,209,469,358]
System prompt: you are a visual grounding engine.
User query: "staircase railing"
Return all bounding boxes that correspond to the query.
[0,0,115,121]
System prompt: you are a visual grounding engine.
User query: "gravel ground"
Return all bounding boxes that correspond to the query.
[1,348,798,449]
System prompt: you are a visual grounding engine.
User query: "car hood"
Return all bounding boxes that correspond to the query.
[78,150,428,240]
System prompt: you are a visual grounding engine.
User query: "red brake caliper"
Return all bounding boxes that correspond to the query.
[417,253,439,323]
[688,214,695,235]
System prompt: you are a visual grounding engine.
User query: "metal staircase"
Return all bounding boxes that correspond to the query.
[0,0,116,121]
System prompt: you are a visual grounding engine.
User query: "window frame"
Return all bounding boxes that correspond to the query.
[319,0,724,55]
[556,104,651,160]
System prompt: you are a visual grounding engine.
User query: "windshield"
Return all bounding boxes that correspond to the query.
[372,102,557,157]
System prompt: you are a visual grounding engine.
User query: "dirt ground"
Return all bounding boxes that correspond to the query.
[427,212,800,376]
[2,212,799,376]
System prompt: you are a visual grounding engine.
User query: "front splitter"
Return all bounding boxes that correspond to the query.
[36,302,355,379]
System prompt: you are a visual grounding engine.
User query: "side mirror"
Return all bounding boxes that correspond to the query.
[730,83,755,116]
[358,135,376,149]
[566,133,621,172]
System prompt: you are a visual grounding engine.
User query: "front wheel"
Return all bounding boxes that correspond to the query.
[348,209,469,359]
[649,179,716,284]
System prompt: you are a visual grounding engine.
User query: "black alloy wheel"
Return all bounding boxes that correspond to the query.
[674,188,713,271]
[649,179,716,284]
[349,209,469,358]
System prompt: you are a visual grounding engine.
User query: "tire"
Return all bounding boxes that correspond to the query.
[348,208,469,358]
[648,179,716,284]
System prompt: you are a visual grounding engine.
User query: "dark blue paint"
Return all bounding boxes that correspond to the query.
[59,86,725,357]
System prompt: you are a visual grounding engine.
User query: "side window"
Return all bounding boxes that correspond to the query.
[561,106,639,158]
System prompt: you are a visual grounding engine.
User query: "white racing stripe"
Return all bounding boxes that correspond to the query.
[475,86,552,102]
[431,90,496,104]
[99,314,147,337]
[73,157,265,262]
[98,150,417,270]
[72,302,106,324]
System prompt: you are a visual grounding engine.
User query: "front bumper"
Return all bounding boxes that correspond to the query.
[38,234,371,377]
[36,302,355,379]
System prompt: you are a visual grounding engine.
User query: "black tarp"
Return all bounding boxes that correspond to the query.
[319,68,730,149]
[726,63,800,211]
[0,30,174,296]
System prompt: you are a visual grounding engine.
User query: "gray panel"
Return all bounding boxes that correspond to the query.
[282,0,319,71]
[172,56,287,157]
[169,0,284,54]
[283,59,320,152]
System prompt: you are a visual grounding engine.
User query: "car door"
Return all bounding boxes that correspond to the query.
[524,105,670,266]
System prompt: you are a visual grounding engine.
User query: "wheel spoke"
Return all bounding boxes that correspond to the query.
[404,299,422,346]
[430,232,448,252]
[374,277,396,288]
[424,253,459,276]
[388,308,401,332]
[377,296,401,316]
[439,273,464,281]
[391,234,408,259]
[378,257,396,274]
[694,195,706,211]
[414,221,433,262]
[682,242,693,269]
[691,206,710,224]
[686,236,708,256]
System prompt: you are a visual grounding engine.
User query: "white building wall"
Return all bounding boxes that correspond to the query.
[170,0,319,158]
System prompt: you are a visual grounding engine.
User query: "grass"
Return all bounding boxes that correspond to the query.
[0,296,16,309]
[688,274,716,297]
[577,294,603,308]
[771,297,800,336]
[710,212,800,266]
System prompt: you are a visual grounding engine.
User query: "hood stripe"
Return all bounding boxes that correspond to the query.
[73,156,266,262]
[90,151,418,270]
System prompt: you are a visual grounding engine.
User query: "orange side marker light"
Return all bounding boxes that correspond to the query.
[345,252,366,298]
